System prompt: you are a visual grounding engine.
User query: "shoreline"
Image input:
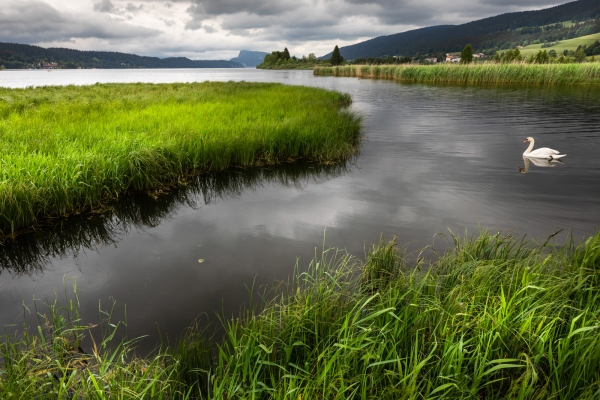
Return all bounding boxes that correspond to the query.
[3,231,599,398]
[314,62,600,85]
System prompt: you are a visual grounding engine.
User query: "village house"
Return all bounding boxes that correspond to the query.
[445,54,461,62]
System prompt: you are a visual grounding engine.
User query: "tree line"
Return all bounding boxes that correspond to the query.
[257,45,346,69]
[0,42,243,70]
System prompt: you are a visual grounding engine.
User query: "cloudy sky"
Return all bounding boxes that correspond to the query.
[1,0,569,60]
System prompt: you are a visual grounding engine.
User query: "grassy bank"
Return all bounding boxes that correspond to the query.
[3,231,600,398]
[0,82,360,234]
[314,62,600,85]
[256,64,315,70]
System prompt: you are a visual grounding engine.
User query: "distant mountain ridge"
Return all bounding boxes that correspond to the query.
[322,0,600,60]
[0,42,243,69]
[229,50,269,67]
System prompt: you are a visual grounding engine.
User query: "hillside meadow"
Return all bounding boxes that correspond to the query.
[518,32,600,57]
[0,82,361,235]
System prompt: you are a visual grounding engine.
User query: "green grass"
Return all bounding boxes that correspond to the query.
[0,82,361,235]
[3,231,600,399]
[206,231,600,399]
[314,62,600,85]
[256,64,316,70]
[518,32,600,57]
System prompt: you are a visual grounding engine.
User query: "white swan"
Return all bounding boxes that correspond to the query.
[523,137,566,160]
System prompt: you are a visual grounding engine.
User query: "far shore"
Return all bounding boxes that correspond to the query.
[314,62,600,85]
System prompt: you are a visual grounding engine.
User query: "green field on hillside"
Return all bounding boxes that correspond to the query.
[518,32,600,56]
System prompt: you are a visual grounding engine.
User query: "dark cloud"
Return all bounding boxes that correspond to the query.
[125,3,145,13]
[203,24,217,33]
[94,0,116,13]
[193,0,298,16]
[0,0,162,44]
[183,0,300,31]
[161,18,177,26]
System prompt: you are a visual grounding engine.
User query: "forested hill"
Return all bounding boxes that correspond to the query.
[323,0,600,59]
[0,42,243,69]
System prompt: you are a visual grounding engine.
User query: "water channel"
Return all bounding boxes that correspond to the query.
[1,69,599,352]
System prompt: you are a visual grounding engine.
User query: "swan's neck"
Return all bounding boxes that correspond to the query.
[524,139,535,154]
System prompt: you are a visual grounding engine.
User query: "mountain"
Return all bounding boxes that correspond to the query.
[0,42,243,69]
[229,50,269,67]
[321,0,600,60]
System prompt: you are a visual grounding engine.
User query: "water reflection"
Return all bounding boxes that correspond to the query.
[0,161,351,275]
[518,156,565,173]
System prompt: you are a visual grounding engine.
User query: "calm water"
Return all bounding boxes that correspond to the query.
[1,69,599,351]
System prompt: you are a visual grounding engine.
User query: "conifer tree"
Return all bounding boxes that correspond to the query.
[331,45,343,66]
[460,44,473,64]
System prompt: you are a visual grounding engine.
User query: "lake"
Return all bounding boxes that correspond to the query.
[1,68,599,351]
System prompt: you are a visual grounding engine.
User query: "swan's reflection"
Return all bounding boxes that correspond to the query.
[518,156,564,173]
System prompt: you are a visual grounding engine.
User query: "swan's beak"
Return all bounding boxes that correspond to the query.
[523,139,528,143]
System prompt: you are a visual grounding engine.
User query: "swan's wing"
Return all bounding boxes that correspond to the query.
[550,154,567,160]
[528,147,561,158]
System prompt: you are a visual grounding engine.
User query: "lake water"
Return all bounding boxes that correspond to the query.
[1,69,599,351]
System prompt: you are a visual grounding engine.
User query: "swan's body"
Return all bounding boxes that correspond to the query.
[523,137,566,160]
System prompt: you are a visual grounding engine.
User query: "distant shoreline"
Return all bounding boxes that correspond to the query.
[314,62,600,85]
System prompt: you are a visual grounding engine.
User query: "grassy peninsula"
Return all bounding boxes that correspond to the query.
[314,62,600,85]
[0,82,360,235]
[2,231,600,398]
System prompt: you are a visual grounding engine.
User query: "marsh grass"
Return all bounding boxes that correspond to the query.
[0,283,189,399]
[314,62,600,86]
[3,231,600,399]
[0,82,361,234]
[208,230,600,399]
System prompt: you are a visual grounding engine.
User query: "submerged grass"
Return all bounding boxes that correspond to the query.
[3,231,600,399]
[314,62,600,85]
[0,82,361,234]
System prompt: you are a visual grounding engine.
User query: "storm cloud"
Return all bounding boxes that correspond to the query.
[0,0,569,59]
[1,0,161,44]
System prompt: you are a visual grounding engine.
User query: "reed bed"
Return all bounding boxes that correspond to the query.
[207,231,600,399]
[0,82,361,234]
[3,231,600,399]
[314,62,600,85]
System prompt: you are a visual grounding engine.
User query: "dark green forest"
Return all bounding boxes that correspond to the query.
[0,42,243,69]
[323,0,600,60]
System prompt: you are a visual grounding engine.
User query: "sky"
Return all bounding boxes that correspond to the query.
[0,0,570,60]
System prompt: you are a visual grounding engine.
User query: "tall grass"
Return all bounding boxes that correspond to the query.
[314,62,600,85]
[3,231,600,398]
[0,82,361,234]
[208,231,600,399]
[0,283,191,399]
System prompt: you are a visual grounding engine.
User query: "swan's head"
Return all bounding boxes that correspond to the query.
[524,137,534,143]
